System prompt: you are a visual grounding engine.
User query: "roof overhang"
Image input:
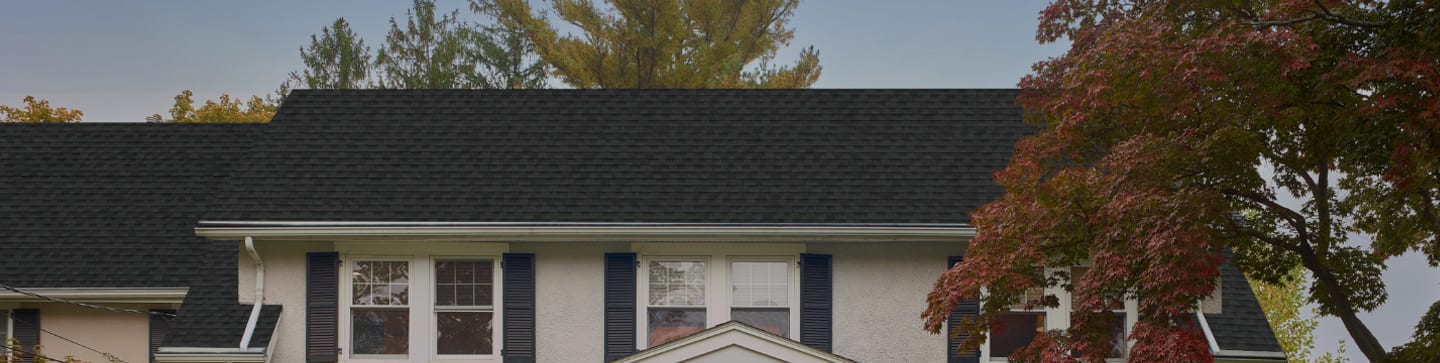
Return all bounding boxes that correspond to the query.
[615,321,856,363]
[0,287,188,304]
[194,221,976,242]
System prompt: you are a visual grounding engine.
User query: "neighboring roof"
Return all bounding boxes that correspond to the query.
[0,123,260,287]
[203,89,1032,225]
[1206,252,1286,358]
[615,321,856,363]
[0,123,279,349]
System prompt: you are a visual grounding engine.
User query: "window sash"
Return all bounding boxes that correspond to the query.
[647,260,707,307]
[353,260,411,307]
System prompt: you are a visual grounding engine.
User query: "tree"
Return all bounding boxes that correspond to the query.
[491,0,822,88]
[0,96,83,123]
[923,1,1438,362]
[374,0,481,89]
[291,18,372,89]
[146,90,275,123]
[468,0,547,89]
[1389,300,1440,363]
[1252,267,1347,363]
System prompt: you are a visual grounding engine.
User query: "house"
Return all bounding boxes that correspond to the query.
[0,89,1285,363]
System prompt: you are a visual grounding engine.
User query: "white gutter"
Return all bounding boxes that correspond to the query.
[0,287,187,304]
[239,236,264,350]
[195,225,977,240]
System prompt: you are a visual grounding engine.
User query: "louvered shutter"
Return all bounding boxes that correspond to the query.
[10,309,39,363]
[947,256,980,363]
[603,253,637,362]
[502,253,537,363]
[799,253,833,352]
[149,309,177,363]
[306,252,340,363]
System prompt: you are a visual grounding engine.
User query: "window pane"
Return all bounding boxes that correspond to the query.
[354,261,410,306]
[647,308,705,347]
[732,308,789,337]
[437,312,493,355]
[990,313,1045,358]
[435,260,494,307]
[648,261,706,306]
[731,261,789,307]
[1109,313,1125,359]
[352,309,409,355]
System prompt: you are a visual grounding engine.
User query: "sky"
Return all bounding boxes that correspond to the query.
[2,1,1435,360]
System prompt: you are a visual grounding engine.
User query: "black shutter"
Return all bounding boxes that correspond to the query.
[603,253,637,362]
[10,309,39,363]
[799,253,833,352]
[947,256,981,363]
[306,252,340,363]
[149,309,177,363]
[502,253,537,363]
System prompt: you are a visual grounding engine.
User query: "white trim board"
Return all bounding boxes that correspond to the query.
[0,287,188,304]
[614,321,855,363]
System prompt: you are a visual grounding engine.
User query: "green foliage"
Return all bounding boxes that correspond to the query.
[291,0,546,90]
[491,0,822,88]
[1252,267,1348,362]
[291,18,372,89]
[145,90,276,123]
[0,96,83,123]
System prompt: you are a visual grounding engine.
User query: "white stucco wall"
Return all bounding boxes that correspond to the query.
[512,242,628,363]
[808,241,968,363]
[239,239,333,363]
[16,303,170,363]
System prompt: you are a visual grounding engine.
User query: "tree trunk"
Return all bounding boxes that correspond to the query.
[1300,246,1388,362]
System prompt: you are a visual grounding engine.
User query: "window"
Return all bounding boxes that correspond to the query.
[646,260,707,347]
[730,261,789,336]
[1071,267,1126,360]
[434,259,495,356]
[989,284,1045,360]
[352,260,410,355]
[634,244,803,351]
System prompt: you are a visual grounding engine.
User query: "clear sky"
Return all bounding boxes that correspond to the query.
[2,1,1434,360]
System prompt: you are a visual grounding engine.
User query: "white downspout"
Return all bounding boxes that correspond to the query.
[240,236,264,350]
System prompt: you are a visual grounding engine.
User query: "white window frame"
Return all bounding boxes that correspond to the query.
[632,243,804,351]
[348,257,413,360]
[429,256,499,361]
[338,242,507,363]
[726,257,798,337]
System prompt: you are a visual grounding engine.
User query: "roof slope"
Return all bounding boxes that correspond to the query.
[204,89,1032,225]
[0,123,280,348]
[0,123,262,287]
[1208,252,1285,354]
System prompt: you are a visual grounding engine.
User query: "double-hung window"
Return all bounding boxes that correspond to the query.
[730,260,790,337]
[341,243,506,361]
[352,260,411,356]
[637,247,802,349]
[646,259,708,347]
[989,282,1046,360]
[434,259,495,356]
[1071,266,1127,360]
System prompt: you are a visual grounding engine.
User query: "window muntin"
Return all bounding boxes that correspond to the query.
[352,260,410,355]
[731,261,790,337]
[1071,266,1126,359]
[646,260,707,347]
[434,259,495,356]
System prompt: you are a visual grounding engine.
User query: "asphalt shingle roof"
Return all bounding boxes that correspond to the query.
[1208,251,1286,354]
[0,123,279,348]
[205,89,1032,224]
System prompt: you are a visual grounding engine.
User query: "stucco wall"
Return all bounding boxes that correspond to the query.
[511,242,628,363]
[239,240,333,363]
[807,241,967,363]
[17,303,169,363]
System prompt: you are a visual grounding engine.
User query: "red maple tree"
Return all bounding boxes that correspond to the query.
[924,1,1439,362]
